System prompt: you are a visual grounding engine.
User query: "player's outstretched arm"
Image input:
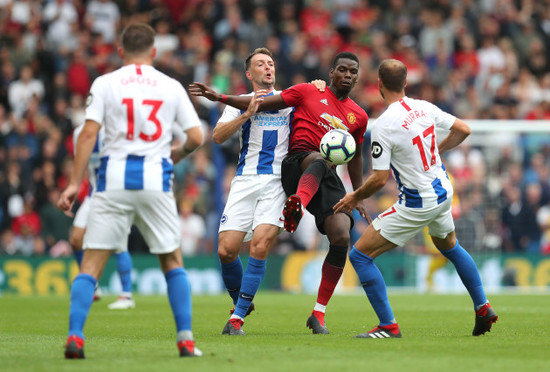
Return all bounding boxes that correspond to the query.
[171,126,203,164]
[347,146,371,223]
[58,120,100,216]
[212,90,267,144]
[189,82,287,112]
[438,118,471,155]
[334,169,389,214]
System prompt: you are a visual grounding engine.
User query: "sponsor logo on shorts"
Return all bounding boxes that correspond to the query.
[371,141,383,158]
[221,214,228,224]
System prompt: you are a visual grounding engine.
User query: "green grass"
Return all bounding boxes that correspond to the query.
[1,292,549,372]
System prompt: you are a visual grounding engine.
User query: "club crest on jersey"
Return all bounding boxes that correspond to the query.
[371,141,383,158]
[320,113,349,131]
[86,93,93,107]
[220,214,228,224]
[320,98,328,105]
[347,113,356,124]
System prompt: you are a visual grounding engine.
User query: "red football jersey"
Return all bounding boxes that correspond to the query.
[280,83,368,153]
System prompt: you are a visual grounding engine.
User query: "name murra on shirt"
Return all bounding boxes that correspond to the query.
[402,109,428,130]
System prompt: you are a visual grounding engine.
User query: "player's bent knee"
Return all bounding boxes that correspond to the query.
[218,245,239,263]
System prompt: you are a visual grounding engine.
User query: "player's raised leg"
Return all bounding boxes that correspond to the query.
[432,232,498,336]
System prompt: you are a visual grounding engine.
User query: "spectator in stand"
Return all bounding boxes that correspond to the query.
[10,195,44,256]
[66,47,91,98]
[7,64,44,119]
[179,196,206,256]
[43,0,79,52]
[153,19,179,60]
[247,7,274,51]
[39,187,72,250]
[85,0,120,45]
[501,185,540,252]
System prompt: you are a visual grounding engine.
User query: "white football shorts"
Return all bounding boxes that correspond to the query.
[83,190,181,254]
[219,175,286,239]
[372,198,455,247]
[73,196,92,229]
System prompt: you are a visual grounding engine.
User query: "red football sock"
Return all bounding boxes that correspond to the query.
[296,173,319,208]
[316,261,344,306]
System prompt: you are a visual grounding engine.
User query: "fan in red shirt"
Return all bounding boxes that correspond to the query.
[190,51,370,335]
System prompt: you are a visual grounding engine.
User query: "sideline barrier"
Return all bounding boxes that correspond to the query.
[1,252,549,295]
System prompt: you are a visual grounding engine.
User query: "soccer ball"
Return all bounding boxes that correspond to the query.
[319,129,356,165]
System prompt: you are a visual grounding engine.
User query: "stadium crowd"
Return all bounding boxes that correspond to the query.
[0,0,550,257]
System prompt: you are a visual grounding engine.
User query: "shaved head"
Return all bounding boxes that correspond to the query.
[378,59,407,93]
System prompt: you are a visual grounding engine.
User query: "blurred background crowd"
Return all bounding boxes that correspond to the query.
[0,0,549,259]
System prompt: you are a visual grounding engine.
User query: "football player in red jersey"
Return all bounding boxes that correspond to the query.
[190,52,370,334]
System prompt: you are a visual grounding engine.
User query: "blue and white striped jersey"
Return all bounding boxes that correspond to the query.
[85,64,202,192]
[217,91,293,176]
[371,96,456,209]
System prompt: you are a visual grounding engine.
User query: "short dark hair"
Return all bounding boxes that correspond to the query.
[331,51,359,69]
[121,23,156,55]
[378,59,407,92]
[244,48,273,71]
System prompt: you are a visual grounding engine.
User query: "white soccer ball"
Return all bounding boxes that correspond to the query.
[319,129,356,165]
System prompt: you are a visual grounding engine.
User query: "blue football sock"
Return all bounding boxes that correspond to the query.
[349,247,396,325]
[234,257,266,319]
[165,267,192,332]
[74,250,83,268]
[68,273,97,339]
[221,258,243,305]
[115,252,133,294]
[439,240,487,309]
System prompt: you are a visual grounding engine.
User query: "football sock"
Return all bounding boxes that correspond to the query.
[68,273,97,339]
[165,267,192,331]
[234,257,266,319]
[349,247,396,325]
[313,303,327,313]
[439,240,487,309]
[316,257,344,306]
[296,159,328,207]
[177,330,194,342]
[73,250,83,268]
[115,251,133,294]
[221,257,243,305]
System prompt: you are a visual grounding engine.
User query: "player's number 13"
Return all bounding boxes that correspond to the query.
[122,98,163,142]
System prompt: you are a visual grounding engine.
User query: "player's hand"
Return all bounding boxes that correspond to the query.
[245,89,267,118]
[188,82,220,102]
[333,192,360,214]
[57,184,79,217]
[310,79,326,92]
[171,144,184,164]
[356,200,372,224]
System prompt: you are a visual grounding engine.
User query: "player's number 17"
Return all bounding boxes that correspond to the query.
[412,124,436,171]
[122,98,163,142]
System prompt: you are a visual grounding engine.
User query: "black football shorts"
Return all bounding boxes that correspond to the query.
[281,151,353,234]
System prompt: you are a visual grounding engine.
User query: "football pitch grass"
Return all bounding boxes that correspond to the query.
[1,292,549,372]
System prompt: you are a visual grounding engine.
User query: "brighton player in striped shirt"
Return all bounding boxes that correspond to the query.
[334,59,498,338]
[191,52,370,335]
[70,124,135,310]
[192,48,298,335]
[58,23,203,358]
